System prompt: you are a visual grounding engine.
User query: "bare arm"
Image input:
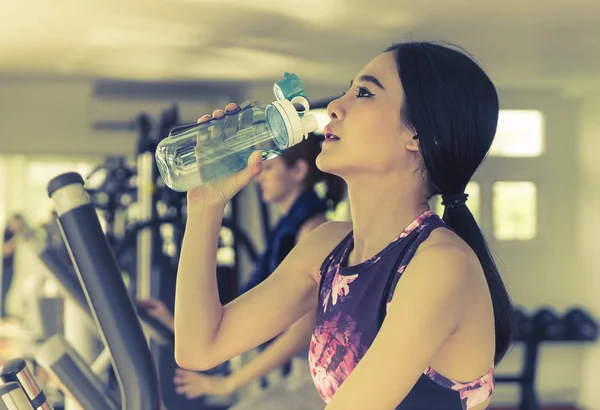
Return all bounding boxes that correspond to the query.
[174,103,348,372]
[3,237,15,257]
[229,307,316,390]
[225,213,327,387]
[174,206,347,371]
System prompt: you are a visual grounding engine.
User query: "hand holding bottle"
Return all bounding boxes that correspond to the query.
[155,73,317,198]
[186,103,264,209]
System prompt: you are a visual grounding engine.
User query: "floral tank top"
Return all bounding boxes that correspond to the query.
[308,210,494,409]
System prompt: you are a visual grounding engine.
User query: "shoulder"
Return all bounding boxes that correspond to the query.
[296,213,328,243]
[289,220,352,282]
[398,226,484,304]
[418,226,480,271]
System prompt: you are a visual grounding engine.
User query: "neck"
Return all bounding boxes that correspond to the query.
[275,187,305,215]
[346,175,430,264]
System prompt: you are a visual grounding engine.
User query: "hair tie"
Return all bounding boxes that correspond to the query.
[441,193,469,209]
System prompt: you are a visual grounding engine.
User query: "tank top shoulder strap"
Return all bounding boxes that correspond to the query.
[317,229,353,286]
[383,214,448,309]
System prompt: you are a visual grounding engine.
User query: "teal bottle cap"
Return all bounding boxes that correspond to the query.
[273,73,308,102]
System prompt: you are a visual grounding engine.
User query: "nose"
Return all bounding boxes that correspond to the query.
[327,95,345,121]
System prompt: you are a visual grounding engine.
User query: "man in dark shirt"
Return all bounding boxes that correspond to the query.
[2,214,23,318]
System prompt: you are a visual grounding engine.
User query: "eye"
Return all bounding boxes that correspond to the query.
[356,86,373,98]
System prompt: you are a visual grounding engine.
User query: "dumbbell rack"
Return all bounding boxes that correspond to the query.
[495,338,541,410]
[496,308,598,410]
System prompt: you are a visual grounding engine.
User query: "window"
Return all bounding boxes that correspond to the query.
[493,181,537,241]
[489,110,544,157]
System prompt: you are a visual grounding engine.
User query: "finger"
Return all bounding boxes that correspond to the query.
[212,109,225,119]
[246,150,264,176]
[135,300,148,308]
[197,114,212,124]
[136,298,155,306]
[185,390,198,400]
[209,110,225,140]
[176,370,194,380]
[224,103,239,113]
[177,383,197,398]
[223,106,239,138]
[232,151,263,190]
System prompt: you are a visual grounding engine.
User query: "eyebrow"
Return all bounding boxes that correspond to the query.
[350,75,386,90]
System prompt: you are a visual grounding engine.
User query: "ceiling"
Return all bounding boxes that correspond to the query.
[1,0,600,93]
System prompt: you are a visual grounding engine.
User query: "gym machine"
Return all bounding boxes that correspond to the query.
[28,230,175,346]
[0,358,53,410]
[43,171,162,410]
[33,169,261,409]
[26,105,260,409]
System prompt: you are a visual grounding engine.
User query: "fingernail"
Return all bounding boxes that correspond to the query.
[197,114,211,123]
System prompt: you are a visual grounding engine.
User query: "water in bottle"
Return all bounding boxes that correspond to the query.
[156,74,318,192]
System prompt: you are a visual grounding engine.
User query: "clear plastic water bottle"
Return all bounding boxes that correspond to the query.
[156,73,318,192]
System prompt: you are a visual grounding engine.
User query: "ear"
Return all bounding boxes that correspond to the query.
[291,159,310,183]
[405,135,420,152]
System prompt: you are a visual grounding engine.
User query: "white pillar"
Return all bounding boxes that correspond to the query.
[63,299,99,410]
[577,88,600,410]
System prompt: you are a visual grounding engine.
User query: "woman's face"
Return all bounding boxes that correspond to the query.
[255,156,305,205]
[317,52,419,181]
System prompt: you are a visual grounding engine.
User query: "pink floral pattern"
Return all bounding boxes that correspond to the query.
[424,367,494,409]
[308,311,367,402]
[397,210,433,240]
[330,272,359,307]
[321,247,359,312]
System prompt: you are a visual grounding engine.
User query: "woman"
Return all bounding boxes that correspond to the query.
[2,214,24,319]
[174,41,515,409]
[140,135,345,407]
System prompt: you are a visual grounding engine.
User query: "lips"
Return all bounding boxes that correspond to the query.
[323,126,340,141]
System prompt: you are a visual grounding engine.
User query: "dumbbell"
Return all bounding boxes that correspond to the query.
[564,308,598,341]
[533,308,566,341]
[0,359,53,410]
[513,307,534,341]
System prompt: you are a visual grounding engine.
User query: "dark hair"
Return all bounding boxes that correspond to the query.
[9,214,24,224]
[386,41,515,364]
[280,133,346,209]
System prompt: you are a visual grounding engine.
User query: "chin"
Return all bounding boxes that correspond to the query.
[316,151,344,177]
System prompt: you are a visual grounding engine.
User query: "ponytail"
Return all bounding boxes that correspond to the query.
[385,41,517,365]
[441,195,516,364]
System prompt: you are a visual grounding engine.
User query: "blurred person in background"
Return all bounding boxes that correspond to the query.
[2,213,25,319]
